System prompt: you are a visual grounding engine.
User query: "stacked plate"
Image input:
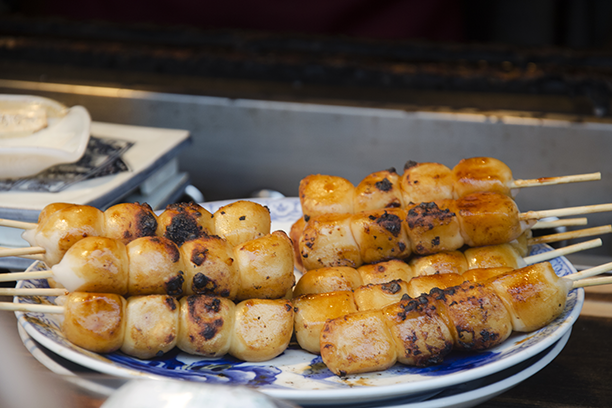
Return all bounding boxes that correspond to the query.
[13,198,582,408]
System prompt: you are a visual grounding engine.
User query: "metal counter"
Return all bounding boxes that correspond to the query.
[1,78,611,262]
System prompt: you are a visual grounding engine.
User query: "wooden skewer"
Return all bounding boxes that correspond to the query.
[520,203,612,221]
[0,247,44,261]
[528,225,612,246]
[565,261,612,281]
[0,270,53,282]
[532,218,588,230]
[0,218,37,230]
[510,172,601,189]
[0,302,62,313]
[0,288,68,296]
[0,246,45,258]
[573,276,612,289]
[523,238,602,265]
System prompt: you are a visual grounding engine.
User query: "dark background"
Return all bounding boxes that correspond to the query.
[2,0,612,117]
[4,0,612,47]
[1,6,612,407]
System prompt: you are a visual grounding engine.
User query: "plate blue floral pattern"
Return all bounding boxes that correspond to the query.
[14,198,583,406]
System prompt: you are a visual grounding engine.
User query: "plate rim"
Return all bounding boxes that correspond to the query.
[17,323,118,398]
[388,329,572,408]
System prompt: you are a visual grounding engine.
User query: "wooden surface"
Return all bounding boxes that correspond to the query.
[2,286,611,408]
[483,286,612,407]
[486,314,612,407]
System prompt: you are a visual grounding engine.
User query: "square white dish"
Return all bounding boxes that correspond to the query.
[0,95,91,179]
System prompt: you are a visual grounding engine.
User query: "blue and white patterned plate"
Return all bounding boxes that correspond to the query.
[14,198,584,407]
[17,316,571,408]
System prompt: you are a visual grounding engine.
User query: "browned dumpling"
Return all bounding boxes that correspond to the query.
[126,236,185,296]
[299,174,355,219]
[289,216,307,272]
[353,280,410,311]
[382,295,454,367]
[233,231,295,301]
[510,230,531,258]
[51,236,128,295]
[464,243,526,270]
[293,266,363,297]
[36,202,73,224]
[461,266,513,283]
[177,295,235,357]
[156,202,214,246]
[23,204,105,266]
[358,259,415,285]
[455,192,531,248]
[46,277,64,289]
[213,200,271,248]
[122,295,179,359]
[405,200,465,255]
[104,202,158,246]
[406,273,466,298]
[452,157,514,199]
[293,291,358,354]
[320,310,397,376]
[180,235,240,299]
[400,161,454,205]
[299,213,362,270]
[61,292,126,354]
[431,281,513,351]
[353,169,404,213]
[409,251,469,277]
[350,208,411,264]
[488,262,572,332]
[229,298,294,362]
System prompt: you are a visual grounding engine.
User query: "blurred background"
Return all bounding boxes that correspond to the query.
[5,0,612,47]
[1,4,612,408]
[3,0,612,114]
[1,0,612,261]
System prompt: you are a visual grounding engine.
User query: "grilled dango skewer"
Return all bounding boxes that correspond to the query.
[6,263,611,373]
[300,157,600,218]
[292,252,602,355]
[1,232,295,301]
[298,192,612,270]
[319,261,611,376]
[3,293,293,362]
[1,200,270,267]
[292,239,595,298]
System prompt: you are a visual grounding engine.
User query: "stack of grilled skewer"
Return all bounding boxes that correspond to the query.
[0,156,611,377]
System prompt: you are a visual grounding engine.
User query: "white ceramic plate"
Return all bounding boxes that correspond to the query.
[17,323,118,398]
[0,95,91,179]
[14,198,584,407]
[17,318,570,408]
